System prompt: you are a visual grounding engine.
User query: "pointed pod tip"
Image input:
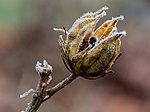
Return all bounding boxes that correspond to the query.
[96,11,107,19]
[101,11,107,17]
[96,6,109,14]
[103,6,109,10]
[120,31,127,36]
[53,27,56,31]
[112,15,124,21]
[59,35,63,38]
[113,31,127,37]
[53,27,66,34]
[119,15,124,20]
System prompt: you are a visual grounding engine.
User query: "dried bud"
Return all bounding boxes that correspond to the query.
[55,6,126,79]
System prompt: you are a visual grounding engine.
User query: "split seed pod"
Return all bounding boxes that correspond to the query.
[54,6,126,79]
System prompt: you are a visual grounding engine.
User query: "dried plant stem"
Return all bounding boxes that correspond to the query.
[21,60,77,112]
[25,74,77,112]
[24,75,50,112]
[46,73,77,98]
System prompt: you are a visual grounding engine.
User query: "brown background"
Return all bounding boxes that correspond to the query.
[0,0,150,112]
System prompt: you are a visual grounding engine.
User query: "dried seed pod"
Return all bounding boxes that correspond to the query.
[54,6,126,79]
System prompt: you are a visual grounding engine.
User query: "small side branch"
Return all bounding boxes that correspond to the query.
[46,73,77,99]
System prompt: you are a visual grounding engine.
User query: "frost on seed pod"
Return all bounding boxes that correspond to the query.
[54,6,126,79]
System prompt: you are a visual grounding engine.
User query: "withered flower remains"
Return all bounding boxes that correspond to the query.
[54,6,126,79]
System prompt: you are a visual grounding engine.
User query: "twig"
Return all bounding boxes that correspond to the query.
[45,73,77,100]
[20,60,77,112]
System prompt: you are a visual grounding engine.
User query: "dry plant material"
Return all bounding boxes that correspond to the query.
[20,6,126,112]
[55,6,126,79]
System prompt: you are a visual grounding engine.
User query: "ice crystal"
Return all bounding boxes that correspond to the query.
[35,60,53,75]
[20,89,35,99]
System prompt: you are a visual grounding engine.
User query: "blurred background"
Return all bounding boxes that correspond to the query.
[0,0,150,112]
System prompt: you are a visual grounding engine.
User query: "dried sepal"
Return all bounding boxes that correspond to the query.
[81,31,126,76]
[66,6,107,53]
[94,16,124,40]
[69,22,96,58]
[58,35,72,72]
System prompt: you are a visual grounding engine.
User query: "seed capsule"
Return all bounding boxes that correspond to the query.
[54,6,126,79]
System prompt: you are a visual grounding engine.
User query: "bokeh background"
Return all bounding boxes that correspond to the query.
[0,0,150,112]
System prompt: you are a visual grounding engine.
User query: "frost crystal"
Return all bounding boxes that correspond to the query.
[115,31,127,36]
[43,95,49,100]
[35,60,53,74]
[96,6,109,14]
[53,27,66,34]
[95,11,106,19]
[101,30,126,43]
[47,75,52,84]
[68,17,96,34]
[112,15,124,21]
[20,89,35,99]
[82,6,108,18]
